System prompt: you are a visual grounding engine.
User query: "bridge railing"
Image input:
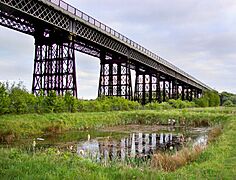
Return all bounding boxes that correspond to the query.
[47,0,210,89]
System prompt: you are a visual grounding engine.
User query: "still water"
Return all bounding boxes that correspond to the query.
[3,125,210,162]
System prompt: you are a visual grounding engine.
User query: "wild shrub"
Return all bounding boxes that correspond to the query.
[194,97,209,107]
[159,102,173,110]
[0,82,223,115]
[168,99,195,109]
[8,83,35,114]
[222,100,234,107]
[0,83,10,114]
[64,92,78,113]
[195,90,220,107]
[43,91,66,113]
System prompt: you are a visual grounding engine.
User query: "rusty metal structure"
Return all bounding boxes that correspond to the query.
[0,0,211,103]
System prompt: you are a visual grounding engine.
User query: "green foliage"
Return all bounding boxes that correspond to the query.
[145,99,195,110]
[0,108,236,179]
[77,96,141,112]
[195,90,220,107]
[43,91,66,113]
[0,82,141,115]
[145,102,164,110]
[194,97,209,107]
[168,99,195,109]
[206,90,220,107]
[0,83,10,114]
[8,82,36,114]
[220,91,236,105]
[144,101,173,110]
[0,82,224,115]
[64,92,78,113]
[222,100,234,107]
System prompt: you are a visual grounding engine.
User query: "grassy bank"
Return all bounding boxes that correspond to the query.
[0,107,235,179]
[0,108,230,142]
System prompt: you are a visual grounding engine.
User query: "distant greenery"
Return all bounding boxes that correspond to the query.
[0,82,222,115]
[194,90,220,107]
[220,91,236,107]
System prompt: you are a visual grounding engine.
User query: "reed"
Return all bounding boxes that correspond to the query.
[207,126,223,143]
[151,145,203,171]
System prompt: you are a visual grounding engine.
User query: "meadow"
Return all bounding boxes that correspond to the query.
[0,107,235,179]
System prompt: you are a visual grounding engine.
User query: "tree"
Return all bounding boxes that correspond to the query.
[0,83,10,114]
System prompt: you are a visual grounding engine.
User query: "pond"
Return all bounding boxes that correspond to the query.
[2,124,210,164]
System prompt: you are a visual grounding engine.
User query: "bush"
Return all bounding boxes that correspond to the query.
[145,102,163,110]
[8,82,36,114]
[194,97,209,107]
[194,90,220,107]
[168,99,195,109]
[0,82,224,115]
[220,91,236,105]
[159,102,173,109]
[0,83,10,114]
[222,100,234,107]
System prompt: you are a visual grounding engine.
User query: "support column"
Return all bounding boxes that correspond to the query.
[134,68,145,104]
[172,80,178,99]
[181,85,185,101]
[156,73,161,102]
[194,89,197,99]
[142,74,146,105]
[98,55,132,99]
[186,87,189,101]
[32,34,77,97]
[163,80,166,102]
[117,62,121,96]
[151,73,161,103]
[197,89,202,98]
[168,80,171,99]
[108,63,113,96]
[189,88,193,101]
[149,75,152,103]
[135,69,159,104]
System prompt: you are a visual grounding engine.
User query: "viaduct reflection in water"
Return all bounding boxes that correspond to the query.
[77,132,184,161]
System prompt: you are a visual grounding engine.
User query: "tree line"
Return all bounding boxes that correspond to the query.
[0,82,224,115]
[220,92,236,107]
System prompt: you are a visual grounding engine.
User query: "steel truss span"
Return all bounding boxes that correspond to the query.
[0,0,210,102]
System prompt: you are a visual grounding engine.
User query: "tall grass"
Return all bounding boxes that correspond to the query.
[151,145,203,171]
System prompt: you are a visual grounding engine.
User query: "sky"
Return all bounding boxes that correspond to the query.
[0,0,236,99]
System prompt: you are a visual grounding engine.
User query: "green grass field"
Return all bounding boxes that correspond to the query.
[0,107,235,179]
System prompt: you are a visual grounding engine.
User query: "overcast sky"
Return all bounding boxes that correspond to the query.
[0,0,236,98]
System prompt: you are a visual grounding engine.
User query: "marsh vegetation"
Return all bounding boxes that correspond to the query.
[0,82,235,179]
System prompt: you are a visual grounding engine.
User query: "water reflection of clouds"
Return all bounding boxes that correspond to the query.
[193,135,208,148]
